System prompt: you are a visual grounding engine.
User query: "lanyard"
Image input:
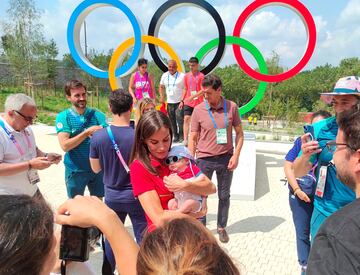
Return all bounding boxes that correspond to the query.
[204,99,228,129]
[0,119,31,156]
[167,72,178,89]
[137,71,149,95]
[189,72,199,91]
[68,108,85,127]
[106,126,130,173]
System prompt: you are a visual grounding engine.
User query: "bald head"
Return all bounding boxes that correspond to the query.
[168,60,178,75]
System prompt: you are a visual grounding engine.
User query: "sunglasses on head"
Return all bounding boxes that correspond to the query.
[165,156,183,165]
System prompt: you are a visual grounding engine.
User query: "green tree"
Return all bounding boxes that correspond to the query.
[1,0,46,88]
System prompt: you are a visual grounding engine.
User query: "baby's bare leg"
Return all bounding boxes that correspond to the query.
[177,199,202,214]
[168,198,179,210]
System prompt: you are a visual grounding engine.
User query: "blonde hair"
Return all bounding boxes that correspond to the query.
[135,98,156,125]
[137,217,240,275]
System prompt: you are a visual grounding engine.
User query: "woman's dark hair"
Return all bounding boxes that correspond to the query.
[109,89,133,115]
[138,58,148,67]
[137,217,240,275]
[0,195,54,275]
[130,110,173,175]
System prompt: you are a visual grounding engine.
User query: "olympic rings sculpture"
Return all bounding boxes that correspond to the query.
[67,0,316,114]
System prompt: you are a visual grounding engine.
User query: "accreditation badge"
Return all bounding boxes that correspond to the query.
[216,128,227,144]
[143,92,150,98]
[191,90,198,100]
[315,165,327,198]
[167,88,174,96]
[27,169,40,185]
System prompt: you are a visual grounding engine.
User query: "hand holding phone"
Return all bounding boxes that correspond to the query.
[303,125,315,143]
[46,153,62,163]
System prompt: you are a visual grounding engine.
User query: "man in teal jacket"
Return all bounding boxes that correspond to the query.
[56,79,107,198]
[294,76,360,240]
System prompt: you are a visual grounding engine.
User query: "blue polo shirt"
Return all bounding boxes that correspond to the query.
[89,125,136,203]
[55,107,107,172]
[310,116,355,216]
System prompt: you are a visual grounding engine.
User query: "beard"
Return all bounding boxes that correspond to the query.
[74,100,86,108]
[337,166,357,191]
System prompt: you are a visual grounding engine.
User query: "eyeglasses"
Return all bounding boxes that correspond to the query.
[14,110,37,123]
[165,156,183,165]
[325,140,356,153]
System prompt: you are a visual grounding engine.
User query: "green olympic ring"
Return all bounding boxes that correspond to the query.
[195,36,268,116]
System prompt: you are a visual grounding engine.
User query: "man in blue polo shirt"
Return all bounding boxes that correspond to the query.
[56,79,107,198]
[89,89,146,272]
[294,76,360,240]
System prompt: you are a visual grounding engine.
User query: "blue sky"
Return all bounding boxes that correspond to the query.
[0,0,359,71]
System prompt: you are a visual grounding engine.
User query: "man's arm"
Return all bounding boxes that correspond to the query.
[228,124,244,171]
[90,158,102,173]
[57,126,101,152]
[0,158,51,176]
[188,131,199,157]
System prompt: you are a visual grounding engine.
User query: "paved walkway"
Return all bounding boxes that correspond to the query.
[33,125,299,275]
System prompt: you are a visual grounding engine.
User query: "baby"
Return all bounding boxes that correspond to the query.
[166,145,203,214]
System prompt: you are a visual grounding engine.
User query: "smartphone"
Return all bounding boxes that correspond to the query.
[303,125,315,142]
[47,153,62,162]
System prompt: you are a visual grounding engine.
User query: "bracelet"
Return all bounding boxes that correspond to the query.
[28,161,32,170]
[44,153,48,158]
[293,187,301,195]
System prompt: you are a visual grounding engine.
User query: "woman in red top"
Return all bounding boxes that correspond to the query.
[130,111,216,231]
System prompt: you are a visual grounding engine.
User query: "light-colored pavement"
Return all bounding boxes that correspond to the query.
[33,125,298,275]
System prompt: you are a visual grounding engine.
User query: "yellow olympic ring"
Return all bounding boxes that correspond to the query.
[109,35,184,90]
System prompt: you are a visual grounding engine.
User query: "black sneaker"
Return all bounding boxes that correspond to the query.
[217,228,229,243]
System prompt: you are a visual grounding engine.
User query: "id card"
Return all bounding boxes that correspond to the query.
[27,169,40,185]
[191,90,198,100]
[315,166,327,198]
[167,89,174,96]
[143,92,150,98]
[216,128,227,144]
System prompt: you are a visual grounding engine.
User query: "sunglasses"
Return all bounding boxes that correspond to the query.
[165,156,183,165]
[14,110,37,123]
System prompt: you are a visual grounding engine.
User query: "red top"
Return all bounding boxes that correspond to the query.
[184,72,204,108]
[130,158,173,231]
[176,164,201,180]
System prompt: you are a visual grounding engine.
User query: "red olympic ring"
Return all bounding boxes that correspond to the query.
[232,0,316,83]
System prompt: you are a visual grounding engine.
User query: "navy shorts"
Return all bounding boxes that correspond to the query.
[184,105,194,116]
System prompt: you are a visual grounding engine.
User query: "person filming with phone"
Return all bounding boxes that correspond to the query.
[0,93,62,197]
[284,110,331,274]
[293,76,360,243]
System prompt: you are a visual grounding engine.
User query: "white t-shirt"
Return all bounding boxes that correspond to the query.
[160,71,185,103]
[0,116,38,196]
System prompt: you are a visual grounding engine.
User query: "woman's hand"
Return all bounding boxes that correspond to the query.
[300,134,321,157]
[295,190,311,203]
[164,174,190,192]
[55,195,116,229]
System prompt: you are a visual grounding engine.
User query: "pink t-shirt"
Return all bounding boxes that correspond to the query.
[134,71,154,100]
[184,72,204,108]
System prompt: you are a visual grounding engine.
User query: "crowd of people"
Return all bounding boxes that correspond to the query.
[2,56,360,275]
